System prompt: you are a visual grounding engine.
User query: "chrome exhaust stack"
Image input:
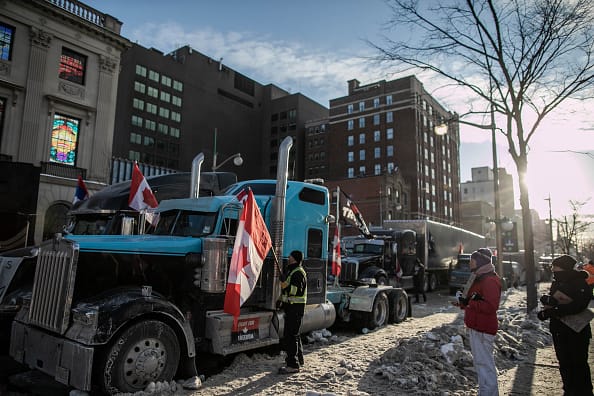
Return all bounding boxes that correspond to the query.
[267,136,292,310]
[190,153,205,199]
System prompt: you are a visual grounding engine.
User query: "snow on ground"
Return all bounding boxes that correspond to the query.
[111,284,563,396]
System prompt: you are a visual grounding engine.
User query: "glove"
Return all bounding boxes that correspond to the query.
[537,309,553,321]
[458,296,469,306]
[470,292,484,301]
[540,294,558,307]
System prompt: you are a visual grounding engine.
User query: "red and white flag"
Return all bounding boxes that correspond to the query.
[236,188,248,205]
[224,190,272,327]
[128,163,159,226]
[332,226,341,277]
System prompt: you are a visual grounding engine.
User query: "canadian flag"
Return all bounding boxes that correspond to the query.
[128,163,159,226]
[332,226,341,277]
[224,189,272,328]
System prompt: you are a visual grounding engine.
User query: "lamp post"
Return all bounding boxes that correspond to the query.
[545,194,554,259]
[435,104,504,275]
[212,128,243,171]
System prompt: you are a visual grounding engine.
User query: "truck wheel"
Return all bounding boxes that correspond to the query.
[389,290,409,323]
[365,292,389,330]
[428,273,438,291]
[98,320,180,394]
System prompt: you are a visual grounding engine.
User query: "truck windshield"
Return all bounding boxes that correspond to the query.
[353,243,383,255]
[153,210,217,237]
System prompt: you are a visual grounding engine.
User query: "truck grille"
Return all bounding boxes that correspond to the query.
[339,259,359,282]
[28,237,79,334]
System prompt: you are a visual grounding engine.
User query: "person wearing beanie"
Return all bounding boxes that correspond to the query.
[454,247,501,396]
[537,254,593,395]
[278,250,307,374]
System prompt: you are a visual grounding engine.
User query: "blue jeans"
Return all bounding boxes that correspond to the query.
[468,328,499,396]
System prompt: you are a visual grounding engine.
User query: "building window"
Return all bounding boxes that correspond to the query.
[146,103,157,114]
[347,104,353,114]
[387,145,394,157]
[359,117,365,128]
[147,86,158,98]
[373,114,380,125]
[59,48,86,85]
[387,128,394,139]
[129,150,140,161]
[161,75,172,87]
[145,119,156,131]
[359,133,365,144]
[135,65,147,77]
[159,107,170,118]
[173,80,183,91]
[347,135,354,146]
[171,111,181,122]
[130,132,142,144]
[387,162,395,172]
[288,109,297,120]
[158,123,169,135]
[172,95,182,107]
[375,164,381,175]
[160,91,171,102]
[143,136,155,147]
[374,130,380,142]
[131,115,143,127]
[386,95,392,105]
[386,111,393,123]
[132,98,144,111]
[359,149,365,161]
[0,23,15,60]
[374,147,380,159]
[359,101,365,112]
[170,127,180,138]
[359,166,366,175]
[347,120,354,130]
[348,151,354,162]
[348,167,354,178]
[373,98,380,108]
[50,114,80,166]
[148,70,160,82]
[134,81,146,94]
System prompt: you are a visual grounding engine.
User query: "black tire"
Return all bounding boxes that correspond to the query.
[428,273,438,291]
[98,320,180,394]
[389,290,409,324]
[365,292,389,330]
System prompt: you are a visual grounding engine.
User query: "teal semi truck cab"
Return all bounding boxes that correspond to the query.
[1,137,408,394]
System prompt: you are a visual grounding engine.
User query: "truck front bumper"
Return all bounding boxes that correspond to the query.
[10,321,94,391]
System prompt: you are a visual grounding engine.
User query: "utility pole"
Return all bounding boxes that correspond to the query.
[546,194,554,259]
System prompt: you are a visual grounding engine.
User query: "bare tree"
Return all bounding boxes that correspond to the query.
[556,200,594,255]
[371,0,594,311]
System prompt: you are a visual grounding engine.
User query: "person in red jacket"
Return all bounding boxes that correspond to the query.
[453,248,502,396]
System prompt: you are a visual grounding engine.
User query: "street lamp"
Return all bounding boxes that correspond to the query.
[435,104,505,276]
[212,128,243,171]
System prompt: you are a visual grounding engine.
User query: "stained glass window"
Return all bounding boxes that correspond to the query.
[59,48,86,85]
[50,114,80,166]
[0,23,14,61]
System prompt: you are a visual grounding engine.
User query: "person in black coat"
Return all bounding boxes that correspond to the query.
[413,259,427,303]
[537,254,593,396]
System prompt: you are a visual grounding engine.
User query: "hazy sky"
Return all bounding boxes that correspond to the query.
[85,0,594,219]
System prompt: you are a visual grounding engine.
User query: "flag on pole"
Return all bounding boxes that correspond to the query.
[224,189,272,328]
[236,188,248,205]
[332,226,341,277]
[340,190,373,238]
[128,163,159,226]
[72,175,89,204]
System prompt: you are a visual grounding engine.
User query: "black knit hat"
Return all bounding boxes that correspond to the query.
[471,248,493,268]
[551,255,576,271]
[289,250,303,264]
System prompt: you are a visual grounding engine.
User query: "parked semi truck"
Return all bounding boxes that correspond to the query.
[0,138,408,394]
[67,171,237,236]
[382,220,485,291]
